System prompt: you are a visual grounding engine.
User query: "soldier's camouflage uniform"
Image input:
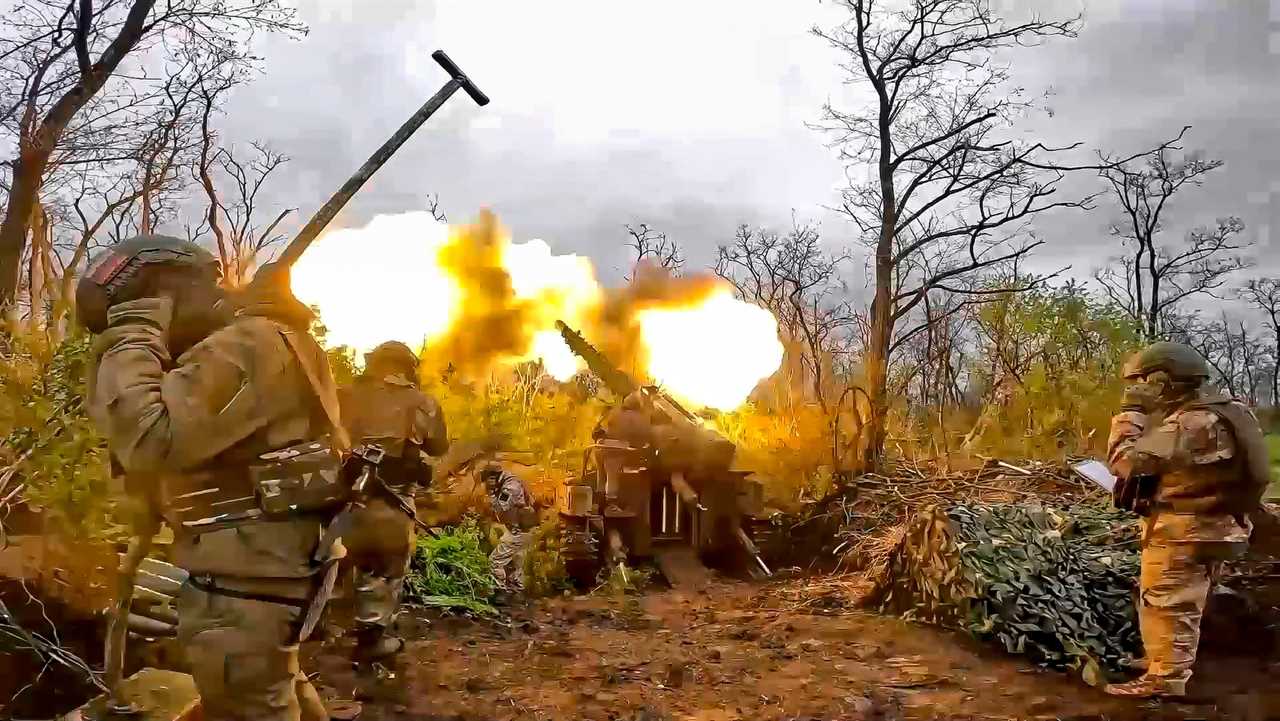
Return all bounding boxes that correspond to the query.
[488,469,535,593]
[338,371,447,646]
[89,294,341,721]
[1108,391,1262,690]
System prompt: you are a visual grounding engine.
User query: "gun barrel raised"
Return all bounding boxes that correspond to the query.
[555,320,638,397]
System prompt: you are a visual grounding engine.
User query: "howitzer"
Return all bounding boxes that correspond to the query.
[555,320,638,398]
[553,321,774,587]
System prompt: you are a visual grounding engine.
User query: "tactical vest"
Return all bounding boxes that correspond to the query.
[1156,392,1271,516]
[162,325,351,535]
[338,374,437,493]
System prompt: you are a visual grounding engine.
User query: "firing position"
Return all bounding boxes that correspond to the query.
[481,462,538,599]
[80,236,343,721]
[1105,341,1270,698]
[338,341,448,660]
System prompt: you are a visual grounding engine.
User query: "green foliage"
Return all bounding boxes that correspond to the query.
[405,517,497,615]
[713,401,835,511]
[879,501,1141,673]
[593,562,655,597]
[967,281,1143,460]
[0,332,115,540]
[521,513,571,597]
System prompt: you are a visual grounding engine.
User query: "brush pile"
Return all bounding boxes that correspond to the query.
[775,458,1149,674]
[870,500,1141,673]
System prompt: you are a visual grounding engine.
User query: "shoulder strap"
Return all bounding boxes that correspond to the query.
[278,328,350,452]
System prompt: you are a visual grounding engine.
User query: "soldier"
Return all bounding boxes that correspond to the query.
[481,462,537,600]
[1105,341,1271,698]
[79,235,344,721]
[338,340,448,660]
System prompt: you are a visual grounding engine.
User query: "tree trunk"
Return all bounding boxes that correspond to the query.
[863,251,894,471]
[0,151,50,308]
[0,0,158,310]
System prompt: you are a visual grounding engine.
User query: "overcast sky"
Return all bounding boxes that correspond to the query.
[220,0,1280,301]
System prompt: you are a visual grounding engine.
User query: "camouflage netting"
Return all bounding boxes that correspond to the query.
[873,501,1142,674]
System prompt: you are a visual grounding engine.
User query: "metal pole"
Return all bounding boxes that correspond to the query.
[277,77,463,268]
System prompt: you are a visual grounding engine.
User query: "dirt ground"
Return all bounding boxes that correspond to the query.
[306,578,1280,721]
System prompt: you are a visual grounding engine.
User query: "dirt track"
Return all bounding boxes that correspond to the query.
[307,579,1279,721]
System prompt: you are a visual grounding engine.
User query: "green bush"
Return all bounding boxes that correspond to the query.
[0,332,116,541]
[405,517,497,614]
[521,513,570,597]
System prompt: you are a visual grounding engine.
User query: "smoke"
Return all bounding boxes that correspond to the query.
[291,210,783,409]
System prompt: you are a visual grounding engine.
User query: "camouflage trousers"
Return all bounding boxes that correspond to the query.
[1139,541,1222,682]
[176,580,327,721]
[344,496,416,630]
[490,529,531,592]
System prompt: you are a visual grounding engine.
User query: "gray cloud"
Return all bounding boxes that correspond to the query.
[213,0,1278,306]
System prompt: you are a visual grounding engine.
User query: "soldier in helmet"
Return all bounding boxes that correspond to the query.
[79,236,344,720]
[1105,341,1271,698]
[338,340,448,660]
[480,461,537,600]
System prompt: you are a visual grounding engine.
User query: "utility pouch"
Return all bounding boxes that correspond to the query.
[250,439,348,517]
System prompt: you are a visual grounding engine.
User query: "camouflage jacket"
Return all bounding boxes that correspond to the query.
[89,297,342,580]
[338,372,448,492]
[1108,391,1261,543]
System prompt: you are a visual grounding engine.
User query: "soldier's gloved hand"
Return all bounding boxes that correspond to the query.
[1121,382,1160,413]
[105,296,173,332]
[93,297,174,357]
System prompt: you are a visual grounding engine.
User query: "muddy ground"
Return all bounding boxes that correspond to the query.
[306,578,1280,721]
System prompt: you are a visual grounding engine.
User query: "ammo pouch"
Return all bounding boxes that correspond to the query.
[1113,474,1159,517]
[251,440,349,517]
[168,439,347,534]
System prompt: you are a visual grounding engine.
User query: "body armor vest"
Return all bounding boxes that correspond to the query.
[1156,392,1271,516]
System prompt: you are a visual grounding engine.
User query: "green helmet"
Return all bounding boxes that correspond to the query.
[365,341,419,377]
[76,235,220,333]
[1121,341,1210,382]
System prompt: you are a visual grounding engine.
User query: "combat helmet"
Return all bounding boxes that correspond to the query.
[364,341,419,377]
[76,235,220,333]
[479,460,504,483]
[1121,341,1210,382]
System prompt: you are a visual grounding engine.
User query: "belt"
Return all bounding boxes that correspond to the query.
[187,576,308,608]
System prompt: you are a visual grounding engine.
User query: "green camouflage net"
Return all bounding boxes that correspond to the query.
[875,501,1141,673]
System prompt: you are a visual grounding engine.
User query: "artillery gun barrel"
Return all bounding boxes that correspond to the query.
[555,320,638,396]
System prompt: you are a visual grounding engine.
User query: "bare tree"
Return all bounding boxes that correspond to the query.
[1240,277,1280,407]
[624,223,683,279]
[1095,143,1251,339]
[426,192,447,223]
[0,0,305,310]
[715,221,855,411]
[215,141,292,286]
[814,0,1095,469]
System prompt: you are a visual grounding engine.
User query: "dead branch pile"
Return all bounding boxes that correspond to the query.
[788,458,1096,581]
[870,501,1141,675]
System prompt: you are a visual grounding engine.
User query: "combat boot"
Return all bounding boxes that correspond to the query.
[1103,674,1187,699]
[352,626,404,662]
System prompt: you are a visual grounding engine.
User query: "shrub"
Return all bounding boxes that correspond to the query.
[405,517,496,615]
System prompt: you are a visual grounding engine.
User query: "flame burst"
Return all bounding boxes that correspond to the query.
[637,289,785,411]
[290,211,782,410]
